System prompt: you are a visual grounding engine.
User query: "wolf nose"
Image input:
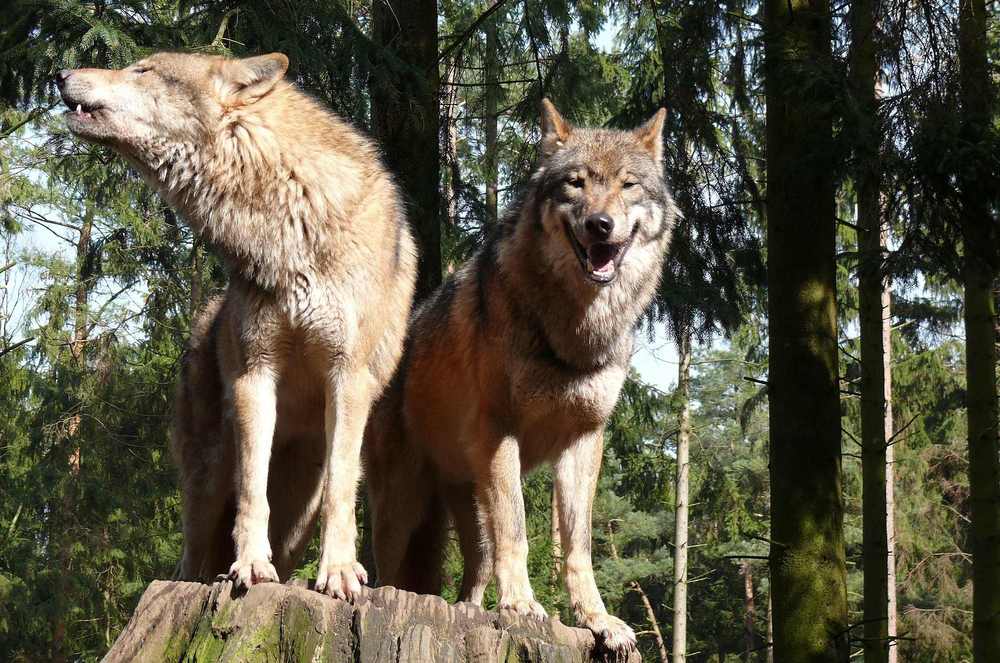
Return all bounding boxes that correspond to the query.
[585,214,614,241]
[55,70,72,89]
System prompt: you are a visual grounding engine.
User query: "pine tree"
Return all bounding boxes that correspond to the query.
[371,0,442,300]
[764,0,849,660]
[957,0,1000,658]
[848,0,896,659]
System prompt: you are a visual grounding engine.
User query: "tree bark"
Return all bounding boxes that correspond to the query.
[959,3,1000,659]
[53,205,94,663]
[190,237,203,317]
[849,1,895,660]
[102,581,636,662]
[608,522,668,663]
[484,11,499,225]
[742,561,755,663]
[766,591,773,663]
[672,326,692,663]
[764,1,849,661]
[443,54,463,229]
[551,485,562,595]
[884,282,898,663]
[371,0,442,301]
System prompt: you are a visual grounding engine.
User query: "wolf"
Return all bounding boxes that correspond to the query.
[365,100,676,652]
[57,52,416,599]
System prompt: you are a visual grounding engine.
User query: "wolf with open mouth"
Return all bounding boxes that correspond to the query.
[365,99,677,654]
[56,52,417,602]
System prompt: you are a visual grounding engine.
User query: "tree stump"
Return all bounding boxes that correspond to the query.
[102,580,639,662]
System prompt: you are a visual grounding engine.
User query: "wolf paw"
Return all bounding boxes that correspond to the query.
[581,612,637,654]
[499,597,548,621]
[228,556,279,590]
[315,561,368,601]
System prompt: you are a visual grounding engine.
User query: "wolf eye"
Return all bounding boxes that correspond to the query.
[133,66,151,75]
[567,176,585,188]
[623,179,640,189]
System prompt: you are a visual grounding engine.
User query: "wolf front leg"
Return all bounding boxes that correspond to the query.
[554,430,637,652]
[476,435,547,619]
[315,367,376,600]
[228,367,280,589]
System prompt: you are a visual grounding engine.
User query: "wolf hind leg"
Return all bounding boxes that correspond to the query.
[446,482,492,604]
[266,433,326,580]
[366,419,447,593]
[174,413,237,581]
[369,455,446,593]
[177,482,235,581]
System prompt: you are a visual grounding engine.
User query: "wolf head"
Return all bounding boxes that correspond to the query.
[56,52,288,166]
[528,99,674,288]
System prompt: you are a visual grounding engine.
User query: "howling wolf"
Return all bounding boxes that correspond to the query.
[365,100,676,652]
[57,52,416,599]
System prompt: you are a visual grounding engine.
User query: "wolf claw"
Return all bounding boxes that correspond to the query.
[228,557,279,590]
[315,561,368,601]
[499,598,548,621]
[581,612,637,654]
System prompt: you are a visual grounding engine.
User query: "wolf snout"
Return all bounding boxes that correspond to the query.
[584,213,614,241]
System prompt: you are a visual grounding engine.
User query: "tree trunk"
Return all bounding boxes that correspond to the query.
[608,523,668,663]
[884,280,898,663]
[764,1,849,661]
[672,326,692,663]
[849,0,894,660]
[70,207,93,365]
[53,206,94,663]
[102,581,635,662]
[551,486,562,595]
[484,11,499,225]
[766,592,773,663]
[371,0,441,301]
[958,1,1000,660]
[190,237,203,317]
[742,561,755,663]
[443,54,463,229]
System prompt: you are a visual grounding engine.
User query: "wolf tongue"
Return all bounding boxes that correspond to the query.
[588,243,617,271]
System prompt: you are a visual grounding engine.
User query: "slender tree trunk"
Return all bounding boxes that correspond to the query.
[742,561,756,662]
[483,11,499,225]
[190,238,203,316]
[882,278,898,663]
[551,486,561,596]
[766,592,773,663]
[443,55,463,229]
[764,1,848,661]
[71,208,93,366]
[958,2,1000,660]
[371,0,441,301]
[608,523,668,663]
[53,206,94,663]
[672,326,692,663]
[849,1,895,660]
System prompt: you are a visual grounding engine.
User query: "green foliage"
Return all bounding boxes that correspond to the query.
[0,1,988,661]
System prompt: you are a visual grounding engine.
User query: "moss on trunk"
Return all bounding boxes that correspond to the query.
[764,0,849,660]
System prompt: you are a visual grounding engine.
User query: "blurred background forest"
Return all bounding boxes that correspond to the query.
[0,1,997,662]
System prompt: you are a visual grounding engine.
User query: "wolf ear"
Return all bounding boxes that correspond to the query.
[633,108,667,163]
[540,98,573,156]
[219,53,289,103]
